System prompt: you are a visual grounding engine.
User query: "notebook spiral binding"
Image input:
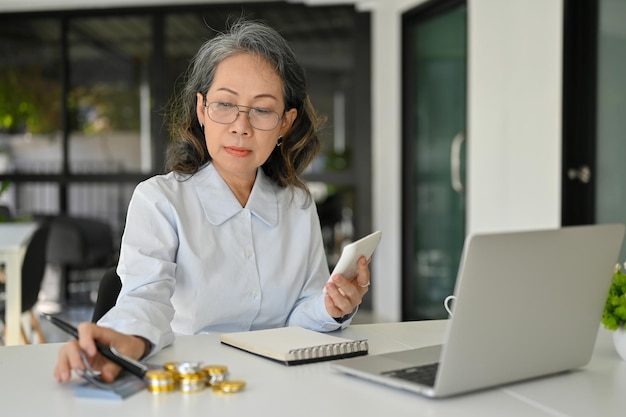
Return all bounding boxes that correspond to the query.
[288,340,369,361]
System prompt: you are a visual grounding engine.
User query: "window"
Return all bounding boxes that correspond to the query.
[0,5,372,291]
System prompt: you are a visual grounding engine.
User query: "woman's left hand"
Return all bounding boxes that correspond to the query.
[324,255,371,320]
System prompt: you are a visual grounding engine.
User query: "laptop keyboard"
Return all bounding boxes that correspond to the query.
[382,363,439,387]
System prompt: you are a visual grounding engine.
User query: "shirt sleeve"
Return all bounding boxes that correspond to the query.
[97,180,178,353]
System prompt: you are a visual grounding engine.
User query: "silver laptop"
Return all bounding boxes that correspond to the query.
[332,224,625,398]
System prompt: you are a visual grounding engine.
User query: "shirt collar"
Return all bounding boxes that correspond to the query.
[192,163,279,227]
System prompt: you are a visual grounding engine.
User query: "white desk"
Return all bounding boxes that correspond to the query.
[0,321,624,416]
[0,222,38,345]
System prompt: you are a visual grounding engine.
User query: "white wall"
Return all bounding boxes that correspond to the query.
[369,0,421,323]
[368,0,564,322]
[467,0,563,235]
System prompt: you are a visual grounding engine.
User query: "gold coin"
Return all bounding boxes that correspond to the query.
[213,380,246,393]
[163,361,179,372]
[202,364,228,374]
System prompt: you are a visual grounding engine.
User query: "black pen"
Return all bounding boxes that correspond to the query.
[42,314,148,379]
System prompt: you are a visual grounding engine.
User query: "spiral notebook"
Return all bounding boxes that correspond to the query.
[220,326,368,366]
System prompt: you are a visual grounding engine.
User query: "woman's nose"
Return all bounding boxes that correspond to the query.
[230,110,253,135]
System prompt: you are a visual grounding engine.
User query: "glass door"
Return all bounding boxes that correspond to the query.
[401,0,467,320]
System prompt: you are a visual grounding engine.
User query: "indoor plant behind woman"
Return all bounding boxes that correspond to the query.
[602,263,626,360]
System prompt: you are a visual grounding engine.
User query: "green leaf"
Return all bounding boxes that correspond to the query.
[602,270,626,331]
[0,180,10,195]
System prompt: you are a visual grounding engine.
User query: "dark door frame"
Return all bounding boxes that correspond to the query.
[561,0,598,226]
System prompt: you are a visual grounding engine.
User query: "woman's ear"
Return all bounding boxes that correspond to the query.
[280,108,298,136]
[196,92,206,127]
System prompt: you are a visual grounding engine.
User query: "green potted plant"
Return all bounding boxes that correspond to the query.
[601,263,626,360]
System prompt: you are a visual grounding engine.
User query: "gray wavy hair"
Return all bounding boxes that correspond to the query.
[165,19,322,195]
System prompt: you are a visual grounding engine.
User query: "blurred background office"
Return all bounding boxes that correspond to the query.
[1,0,626,343]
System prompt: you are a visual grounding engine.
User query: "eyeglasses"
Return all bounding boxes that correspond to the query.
[204,102,283,131]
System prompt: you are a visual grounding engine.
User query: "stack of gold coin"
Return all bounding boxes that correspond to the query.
[175,361,205,393]
[162,361,181,387]
[178,372,206,393]
[152,361,245,395]
[201,364,228,386]
[145,369,176,395]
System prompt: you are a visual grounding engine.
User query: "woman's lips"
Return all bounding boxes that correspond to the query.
[224,146,252,157]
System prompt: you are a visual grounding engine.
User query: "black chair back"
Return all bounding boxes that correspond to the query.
[20,222,51,312]
[91,267,122,322]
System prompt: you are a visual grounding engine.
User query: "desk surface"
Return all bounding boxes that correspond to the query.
[1,320,625,417]
[0,222,38,345]
[0,222,38,248]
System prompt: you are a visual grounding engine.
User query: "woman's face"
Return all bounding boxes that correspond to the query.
[196,53,297,185]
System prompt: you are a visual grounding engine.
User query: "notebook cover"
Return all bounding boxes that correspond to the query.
[220,326,368,366]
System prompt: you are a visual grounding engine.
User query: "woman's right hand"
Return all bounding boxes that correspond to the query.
[53,322,148,383]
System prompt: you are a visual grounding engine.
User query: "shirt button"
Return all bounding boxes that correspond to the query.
[242,210,250,218]
[245,250,253,259]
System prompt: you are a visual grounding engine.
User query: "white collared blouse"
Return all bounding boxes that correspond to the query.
[98,163,349,354]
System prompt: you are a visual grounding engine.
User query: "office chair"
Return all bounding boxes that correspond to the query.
[0,205,13,222]
[0,221,50,344]
[46,215,117,304]
[316,192,345,268]
[91,267,121,323]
